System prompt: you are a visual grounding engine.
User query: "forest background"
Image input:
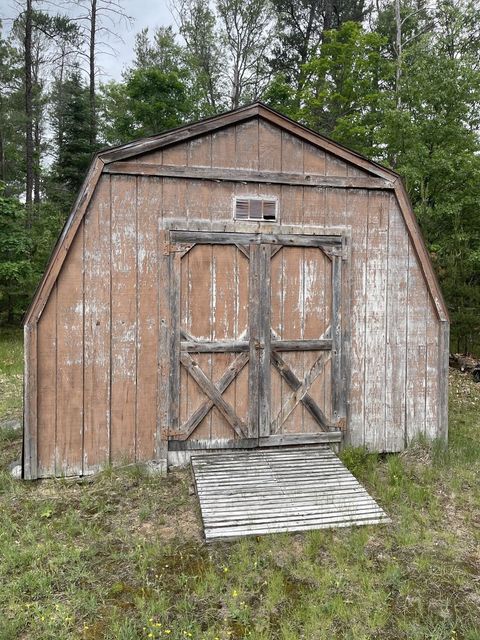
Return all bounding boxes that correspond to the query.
[0,0,479,353]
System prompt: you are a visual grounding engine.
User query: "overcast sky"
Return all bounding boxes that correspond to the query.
[0,0,176,81]
[100,0,175,80]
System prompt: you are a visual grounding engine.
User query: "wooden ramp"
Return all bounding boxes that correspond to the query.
[191,446,389,541]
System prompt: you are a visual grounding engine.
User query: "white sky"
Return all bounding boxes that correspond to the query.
[99,0,175,80]
[0,0,176,82]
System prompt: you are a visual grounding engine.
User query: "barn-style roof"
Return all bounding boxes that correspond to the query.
[24,102,448,325]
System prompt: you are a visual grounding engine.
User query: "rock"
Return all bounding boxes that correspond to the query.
[144,460,167,476]
[0,418,22,432]
[9,461,22,479]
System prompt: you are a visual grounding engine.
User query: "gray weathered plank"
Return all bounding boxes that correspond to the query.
[192,446,389,541]
[104,161,395,190]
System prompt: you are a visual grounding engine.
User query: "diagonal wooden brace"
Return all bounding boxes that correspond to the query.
[180,352,248,438]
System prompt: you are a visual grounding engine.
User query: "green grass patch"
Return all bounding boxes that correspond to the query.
[0,332,479,639]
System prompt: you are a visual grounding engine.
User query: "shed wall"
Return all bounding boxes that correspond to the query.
[32,118,445,477]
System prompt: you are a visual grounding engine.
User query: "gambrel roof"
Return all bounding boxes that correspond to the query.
[24,102,448,325]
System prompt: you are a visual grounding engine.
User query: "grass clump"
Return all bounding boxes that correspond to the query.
[0,330,479,639]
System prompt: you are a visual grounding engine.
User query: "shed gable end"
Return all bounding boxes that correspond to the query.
[127,117,373,179]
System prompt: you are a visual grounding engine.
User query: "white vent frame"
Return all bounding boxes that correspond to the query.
[233,196,279,222]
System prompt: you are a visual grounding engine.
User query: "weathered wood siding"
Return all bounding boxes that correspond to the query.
[33,117,446,476]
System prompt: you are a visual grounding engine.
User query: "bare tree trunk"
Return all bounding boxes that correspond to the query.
[0,134,4,183]
[25,0,34,216]
[34,114,40,204]
[89,0,97,147]
[395,0,402,110]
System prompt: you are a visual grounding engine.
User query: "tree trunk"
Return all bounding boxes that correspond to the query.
[34,112,40,204]
[25,0,34,217]
[0,133,4,183]
[395,0,402,110]
[89,0,97,147]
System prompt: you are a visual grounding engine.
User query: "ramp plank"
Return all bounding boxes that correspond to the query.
[192,446,389,541]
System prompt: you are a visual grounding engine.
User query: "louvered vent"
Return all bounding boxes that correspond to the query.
[234,197,278,222]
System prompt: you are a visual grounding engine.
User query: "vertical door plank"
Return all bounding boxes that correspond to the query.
[385,193,408,451]
[364,191,389,451]
[84,176,111,473]
[169,252,181,437]
[186,244,214,439]
[323,251,333,421]
[248,244,261,437]
[302,247,328,432]
[180,248,190,429]
[211,245,237,439]
[55,223,84,476]
[110,174,137,463]
[331,255,343,420]
[270,248,284,429]
[136,176,160,461]
[235,248,250,424]
[281,247,305,433]
[37,285,57,477]
[258,244,271,436]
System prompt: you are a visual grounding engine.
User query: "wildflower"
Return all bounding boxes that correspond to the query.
[164,630,171,635]
[223,567,228,573]
[232,590,238,597]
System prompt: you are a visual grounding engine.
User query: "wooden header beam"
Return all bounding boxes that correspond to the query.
[104,161,395,190]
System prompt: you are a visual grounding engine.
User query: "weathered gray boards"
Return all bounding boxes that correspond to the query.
[23,103,449,479]
[192,447,390,541]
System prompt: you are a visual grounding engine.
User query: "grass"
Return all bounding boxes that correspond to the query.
[0,327,479,640]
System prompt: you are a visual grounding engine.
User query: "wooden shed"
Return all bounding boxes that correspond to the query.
[23,103,449,479]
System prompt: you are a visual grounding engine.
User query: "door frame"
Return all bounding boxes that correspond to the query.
[164,227,346,451]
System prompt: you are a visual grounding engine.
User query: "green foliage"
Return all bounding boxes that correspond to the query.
[0,185,64,325]
[101,67,192,145]
[0,188,34,323]
[277,10,480,352]
[301,22,393,156]
[47,69,93,208]
[0,22,24,195]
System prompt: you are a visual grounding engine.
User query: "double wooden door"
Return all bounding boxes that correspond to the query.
[165,230,344,450]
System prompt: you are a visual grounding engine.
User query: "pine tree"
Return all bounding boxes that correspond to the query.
[48,70,92,207]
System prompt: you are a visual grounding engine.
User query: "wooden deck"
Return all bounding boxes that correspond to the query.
[191,446,390,541]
